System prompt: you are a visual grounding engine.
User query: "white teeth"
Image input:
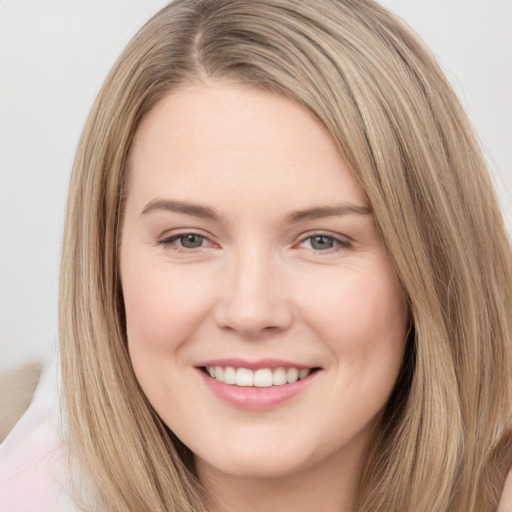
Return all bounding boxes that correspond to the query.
[298,368,310,380]
[236,368,253,387]
[286,367,299,383]
[272,367,287,386]
[253,368,273,387]
[224,366,236,385]
[205,365,313,387]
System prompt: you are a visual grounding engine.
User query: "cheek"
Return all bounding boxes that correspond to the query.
[120,243,214,362]
[299,267,407,437]
[297,263,407,370]
[121,259,214,407]
[124,274,207,353]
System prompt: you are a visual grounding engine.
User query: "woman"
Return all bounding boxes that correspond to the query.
[3,0,512,510]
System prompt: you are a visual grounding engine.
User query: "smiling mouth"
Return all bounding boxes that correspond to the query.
[201,365,320,388]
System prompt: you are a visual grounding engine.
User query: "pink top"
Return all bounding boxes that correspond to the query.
[0,361,80,511]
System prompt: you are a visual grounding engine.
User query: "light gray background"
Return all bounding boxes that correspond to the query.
[1,1,511,372]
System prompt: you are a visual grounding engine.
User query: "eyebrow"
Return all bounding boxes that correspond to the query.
[141,199,221,220]
[141,198,371,223]
[284,203,371,223]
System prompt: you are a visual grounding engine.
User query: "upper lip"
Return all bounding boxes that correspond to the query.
[195,358,316,371]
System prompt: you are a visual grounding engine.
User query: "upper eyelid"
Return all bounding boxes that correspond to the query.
[293,233,354,257]
[157,232,215,253]
[156,231,216,252]
[296,230,353,244]
[158,228,214,241]
[294,232,354,254]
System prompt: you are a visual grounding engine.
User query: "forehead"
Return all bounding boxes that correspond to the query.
[126,80,367,210]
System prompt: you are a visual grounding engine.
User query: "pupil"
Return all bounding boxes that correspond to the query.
[182,234,203,248]
[311,235,333,250]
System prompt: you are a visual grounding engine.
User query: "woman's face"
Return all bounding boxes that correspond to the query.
[120,81,408,482]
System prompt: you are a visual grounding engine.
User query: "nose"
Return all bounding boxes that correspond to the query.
[214,248,293,337]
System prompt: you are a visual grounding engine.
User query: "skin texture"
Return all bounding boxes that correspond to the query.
[120,81,409,512]
[499,471,512,512]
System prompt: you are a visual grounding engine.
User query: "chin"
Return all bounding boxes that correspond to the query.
[201,455,308,480]
[194,437,322,481]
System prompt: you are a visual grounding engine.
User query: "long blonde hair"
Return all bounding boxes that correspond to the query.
[59,1,512,510]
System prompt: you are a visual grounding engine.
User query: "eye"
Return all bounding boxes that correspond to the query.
[297,233,352,252]
[158,232,213,251]
[177,233,207,249]
[309,235,335,250]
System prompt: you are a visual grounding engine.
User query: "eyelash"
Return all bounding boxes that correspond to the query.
[157,231,352,254]
[296,231,353,253]
[158,231,213,252]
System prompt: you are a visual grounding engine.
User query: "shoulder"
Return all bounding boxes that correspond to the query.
[0,434,73,511]
[498,470,512,512]
[0,363,78,512]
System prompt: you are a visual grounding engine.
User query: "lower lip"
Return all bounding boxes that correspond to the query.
[197,369,318,410]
